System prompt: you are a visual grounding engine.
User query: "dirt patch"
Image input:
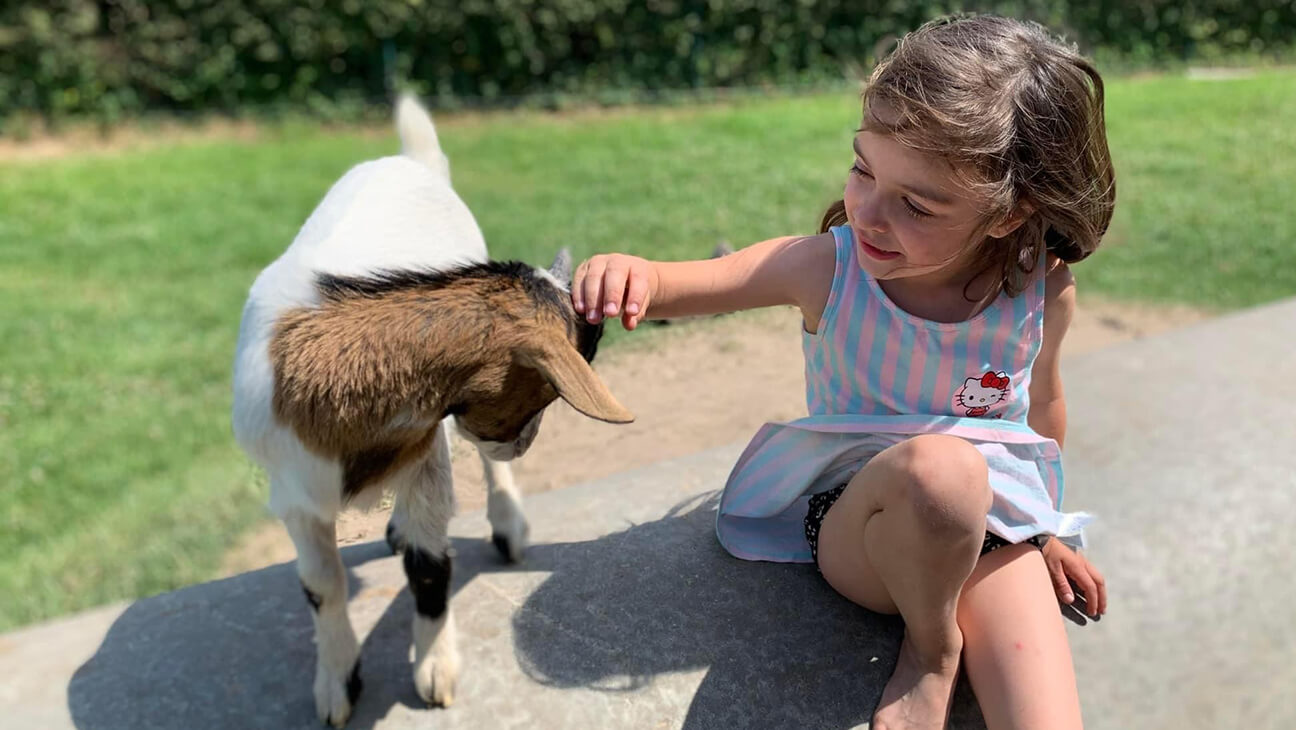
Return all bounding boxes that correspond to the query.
[0,116,408,163]
[0,118,268,162]
[0,100,745,163]
[220,297,1206,575]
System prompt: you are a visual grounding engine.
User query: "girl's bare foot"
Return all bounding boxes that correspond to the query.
[873,630,962,730]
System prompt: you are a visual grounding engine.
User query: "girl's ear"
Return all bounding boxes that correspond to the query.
[988,201,1036,239]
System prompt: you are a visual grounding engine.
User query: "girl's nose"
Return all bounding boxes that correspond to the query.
[852,196,888,234]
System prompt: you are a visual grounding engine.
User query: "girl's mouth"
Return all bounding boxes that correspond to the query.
[857,233,901,261]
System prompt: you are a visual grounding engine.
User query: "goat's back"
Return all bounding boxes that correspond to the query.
[232,152,486,480]
[288,155,486,279]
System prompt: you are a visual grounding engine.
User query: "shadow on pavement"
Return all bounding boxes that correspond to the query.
[67,493,988,729]
[509,492,985,729]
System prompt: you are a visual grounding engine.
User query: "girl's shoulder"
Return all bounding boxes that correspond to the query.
[783,230,841,334]
[1043,255,1076,312]
[1040,254,1077,340]
[796,229,840,272]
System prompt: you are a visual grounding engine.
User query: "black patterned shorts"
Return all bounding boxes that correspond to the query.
[803,484,1048,564]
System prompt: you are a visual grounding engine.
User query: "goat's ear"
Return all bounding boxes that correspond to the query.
[519,334,634,424]
[549,247,573,285]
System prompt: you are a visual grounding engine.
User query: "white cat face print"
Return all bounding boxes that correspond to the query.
[955,371,1011,418]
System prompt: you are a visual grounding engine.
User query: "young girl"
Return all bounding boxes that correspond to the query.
[573,15,1110,730]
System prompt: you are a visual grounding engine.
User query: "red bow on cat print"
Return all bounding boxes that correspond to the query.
[979,371,1010,390]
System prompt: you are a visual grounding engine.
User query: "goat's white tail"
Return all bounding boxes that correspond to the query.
[396,92,451,181]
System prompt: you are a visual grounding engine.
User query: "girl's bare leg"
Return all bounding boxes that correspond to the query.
[817,434,993,730]
[958,543,1084,730]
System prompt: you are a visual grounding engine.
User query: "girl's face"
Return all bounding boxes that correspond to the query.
[844,128,1013,285]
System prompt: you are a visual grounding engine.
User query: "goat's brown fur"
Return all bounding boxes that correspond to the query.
[269,262,629,496]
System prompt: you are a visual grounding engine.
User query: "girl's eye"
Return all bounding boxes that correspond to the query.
[850,162,933,221]
[902,198,933,220]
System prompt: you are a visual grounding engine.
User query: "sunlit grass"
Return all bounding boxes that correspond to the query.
[2,69,1292,629]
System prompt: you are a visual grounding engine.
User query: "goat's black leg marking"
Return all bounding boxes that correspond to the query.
[385,520,407,555]
[491,532,513,561]
[324,658,364,727]
[402,546,452,618]
[346,659,364,706]
[301,582,323,612]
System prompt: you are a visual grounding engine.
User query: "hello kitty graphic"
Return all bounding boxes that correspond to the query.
[955,371,1011,417]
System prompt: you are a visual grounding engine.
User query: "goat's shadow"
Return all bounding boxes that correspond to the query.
[66,493,989,729]
[65,537,433,730]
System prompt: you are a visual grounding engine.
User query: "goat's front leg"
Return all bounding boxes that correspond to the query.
[283,511,362,728]
[395,427,460,707]
[480,450,530,563]
[385,425,529,564]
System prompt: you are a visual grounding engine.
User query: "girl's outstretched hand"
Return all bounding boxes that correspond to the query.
[571,254,657,330]
[1042,538,1106,617]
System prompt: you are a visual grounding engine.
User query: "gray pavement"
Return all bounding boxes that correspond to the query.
[2,297,1294,729]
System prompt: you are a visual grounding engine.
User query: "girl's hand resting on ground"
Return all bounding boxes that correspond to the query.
[571,254,657,330]
[1042,538,1107,617]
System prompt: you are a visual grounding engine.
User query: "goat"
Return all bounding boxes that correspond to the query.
[231,94,632,727]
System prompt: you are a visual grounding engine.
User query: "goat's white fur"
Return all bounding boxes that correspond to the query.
[231,94,536,726]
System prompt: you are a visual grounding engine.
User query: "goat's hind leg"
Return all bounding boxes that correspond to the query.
[283,510,362,728]
[395,427,461,707]
[481,450,530,563]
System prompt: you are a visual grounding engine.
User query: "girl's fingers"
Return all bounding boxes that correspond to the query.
[601,263,630,318]
[1087,561,1108,616]
[1048,556,1075,605]
[572,261,589,312]
[1068,557,1099,617]
[571,255,650,330]
[581,259,608,323]
[623,269,651,320]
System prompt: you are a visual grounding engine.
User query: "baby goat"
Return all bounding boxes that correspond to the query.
[231,95,632,727]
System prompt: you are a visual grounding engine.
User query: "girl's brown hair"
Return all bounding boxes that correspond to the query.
[820,15,1116,298]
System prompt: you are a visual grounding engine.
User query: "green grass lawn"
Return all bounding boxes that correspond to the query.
[2,69,1293,630]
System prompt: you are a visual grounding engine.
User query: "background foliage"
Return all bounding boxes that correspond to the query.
[4,0,1296,124]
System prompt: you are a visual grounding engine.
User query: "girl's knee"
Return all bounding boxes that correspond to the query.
[881,435,992,531]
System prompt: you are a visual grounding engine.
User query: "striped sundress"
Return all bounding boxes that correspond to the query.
[716,225,1091,563]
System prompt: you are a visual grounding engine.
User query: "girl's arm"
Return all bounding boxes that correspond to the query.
[572,232,836,330]
[1027,258,1076,446]
[1030,258,1107,617]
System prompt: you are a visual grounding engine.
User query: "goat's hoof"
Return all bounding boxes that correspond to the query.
[491,532,522,563]
[414,650,459,708]
[487,495,529,563]
[490,532,511,560]
[489,518,529,563]
[315,659,362,728]
[385,521,407,555]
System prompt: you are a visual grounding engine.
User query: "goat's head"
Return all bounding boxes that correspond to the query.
[271,250,631,471]
[447,249,627,460]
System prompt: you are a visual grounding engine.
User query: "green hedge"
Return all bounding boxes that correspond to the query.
[3,1,1295,123]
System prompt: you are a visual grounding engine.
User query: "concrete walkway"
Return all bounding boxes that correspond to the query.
[2,298,1293,729]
